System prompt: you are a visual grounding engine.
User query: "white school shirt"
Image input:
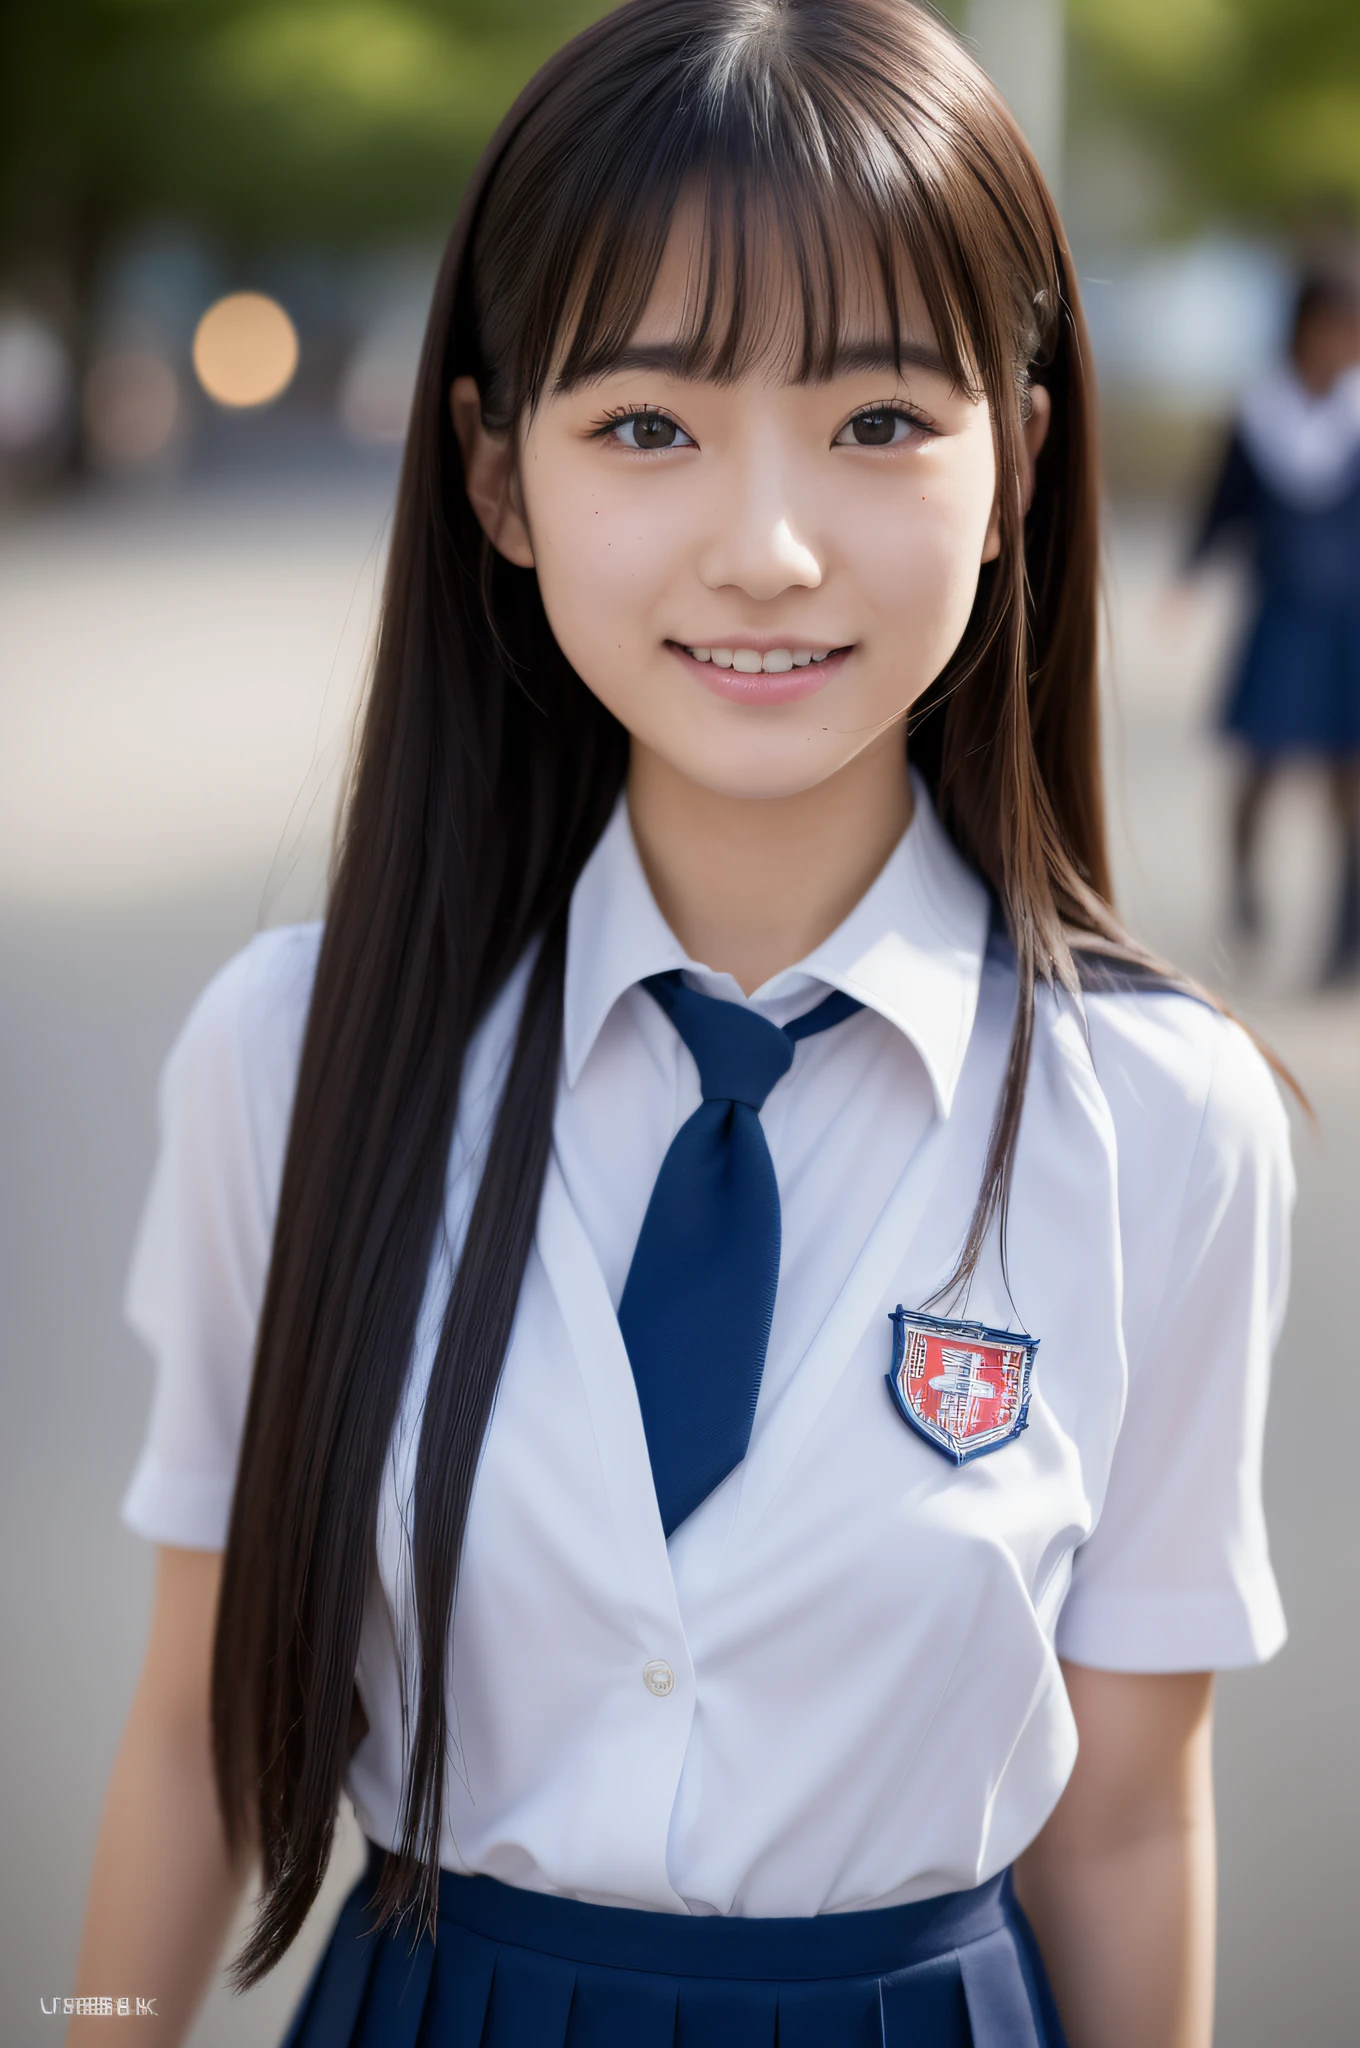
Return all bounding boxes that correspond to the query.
[121,779,1290,1917]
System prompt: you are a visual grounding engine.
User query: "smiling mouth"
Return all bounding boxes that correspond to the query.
[672,643,849,674]
[666,639,853,705]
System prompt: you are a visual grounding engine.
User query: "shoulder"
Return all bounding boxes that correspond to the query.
[1079,983,1294,1360]
[984,928,1288,1178]
[161,922,324,1162]
[985,928,1289,1202]
[170,921,321,1060]
[1082,980,1290,1188]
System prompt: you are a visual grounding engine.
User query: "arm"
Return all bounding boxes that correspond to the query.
[1185,428,1259,572]
[67,1547,253,2045]
[1014,1661,1215,2048]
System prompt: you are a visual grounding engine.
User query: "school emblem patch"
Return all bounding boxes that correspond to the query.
[886,1307,1038,1465]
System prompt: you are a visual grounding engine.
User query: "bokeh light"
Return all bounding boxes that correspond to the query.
[192,291,298,408]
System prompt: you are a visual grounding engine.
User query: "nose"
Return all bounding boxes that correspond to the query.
[695,454,823,601]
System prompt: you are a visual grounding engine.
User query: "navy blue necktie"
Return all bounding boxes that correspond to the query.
[618,972,864,1536]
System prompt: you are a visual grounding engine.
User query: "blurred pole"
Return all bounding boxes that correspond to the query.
[966,0,1066,198]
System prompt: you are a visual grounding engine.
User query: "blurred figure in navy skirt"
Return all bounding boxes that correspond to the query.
[1188,272,1360,984]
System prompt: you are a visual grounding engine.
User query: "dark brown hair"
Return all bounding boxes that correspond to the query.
[214,0,1160,1979]
[1290,268,1360,355]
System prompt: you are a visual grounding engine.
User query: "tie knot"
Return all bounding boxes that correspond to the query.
[644,975,794,1110]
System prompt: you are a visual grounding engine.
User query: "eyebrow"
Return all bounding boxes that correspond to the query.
[564,337,955,387]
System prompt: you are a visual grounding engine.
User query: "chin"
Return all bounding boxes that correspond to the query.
[661,732,865,804]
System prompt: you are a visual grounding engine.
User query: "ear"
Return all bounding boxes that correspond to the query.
[981,384,1052,565]
[450,375,536,569]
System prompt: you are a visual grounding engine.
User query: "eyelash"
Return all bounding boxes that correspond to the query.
[834,401,936,446]
[589,405,689,450]
[588,400,937,449]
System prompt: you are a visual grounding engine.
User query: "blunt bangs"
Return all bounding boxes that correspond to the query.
[549,171,976,400]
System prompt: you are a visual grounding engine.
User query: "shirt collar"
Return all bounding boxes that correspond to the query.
[563,770,991,1117]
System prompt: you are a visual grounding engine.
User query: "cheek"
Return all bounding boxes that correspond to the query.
[856,452,994,651]
[522,457,673,670]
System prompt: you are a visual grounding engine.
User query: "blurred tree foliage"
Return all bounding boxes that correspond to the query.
[1,0,610,286]
[7,0,1356,299]
[1069,0,1360,229]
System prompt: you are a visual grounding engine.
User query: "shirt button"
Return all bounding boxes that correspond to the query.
[643,1659,675,1697]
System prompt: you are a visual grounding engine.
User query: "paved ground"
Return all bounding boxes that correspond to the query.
[2,479,1355,2045]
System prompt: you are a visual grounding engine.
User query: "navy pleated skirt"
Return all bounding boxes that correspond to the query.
[282,1842,1067,2048]
[1224,594,1360,754]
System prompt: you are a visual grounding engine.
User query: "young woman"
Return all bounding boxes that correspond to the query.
[1187,271,1360,985]
[70,4,1292,2044]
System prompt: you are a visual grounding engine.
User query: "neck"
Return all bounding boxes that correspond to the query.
[626,732,914,995]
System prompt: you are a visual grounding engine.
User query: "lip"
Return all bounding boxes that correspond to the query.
[667,641,853,706]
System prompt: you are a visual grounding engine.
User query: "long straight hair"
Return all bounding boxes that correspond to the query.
[216,0,1158,1978]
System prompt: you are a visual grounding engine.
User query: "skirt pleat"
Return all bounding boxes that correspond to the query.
[355,1926,435,2048]
[673,1976,777,2048]
[568,1964,677,2047]
[774,1977,881,2048]
[956,1928,1042,2048]
[480,1946,578,2048]
[283,1846,1067,2048]
[1004,1893,1071,2048]
[417,1927,497,2048]
[878,1954,971,2045]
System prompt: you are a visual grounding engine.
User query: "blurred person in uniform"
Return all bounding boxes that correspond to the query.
[1186,271,1360,985]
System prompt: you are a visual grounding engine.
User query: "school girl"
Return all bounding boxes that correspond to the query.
[70,5,1293,2045]
[1187,271,1360,983]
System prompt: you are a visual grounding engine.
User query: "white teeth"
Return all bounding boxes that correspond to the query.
[688,644,836,672]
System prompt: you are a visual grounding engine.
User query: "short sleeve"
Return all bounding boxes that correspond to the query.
[1056,1014,1293,1672]
[120,926,319,1549]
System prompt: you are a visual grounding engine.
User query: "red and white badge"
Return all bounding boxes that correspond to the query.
[886,1307,1037,1465]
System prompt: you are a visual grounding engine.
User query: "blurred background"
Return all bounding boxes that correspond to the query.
[2,1,1357,2041]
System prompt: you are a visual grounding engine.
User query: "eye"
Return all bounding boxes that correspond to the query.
[834,405,930,448]
[604,410,694,451]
